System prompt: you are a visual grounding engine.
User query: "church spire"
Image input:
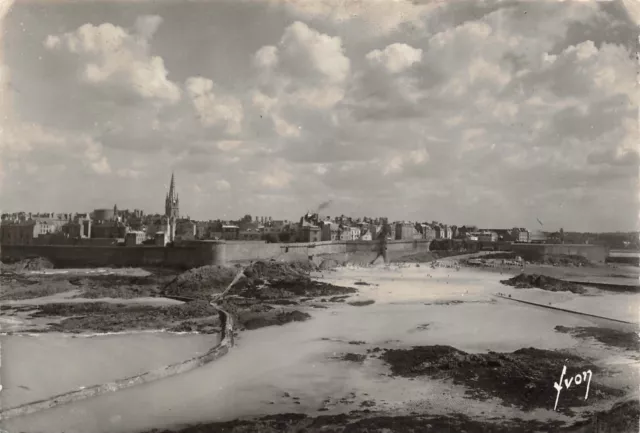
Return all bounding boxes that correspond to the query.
[165,171,180,219]
[168,172,176,202]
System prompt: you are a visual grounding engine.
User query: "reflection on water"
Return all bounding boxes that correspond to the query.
[2,266,638,433]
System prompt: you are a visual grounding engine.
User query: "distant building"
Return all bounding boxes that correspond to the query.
[321,221,340,241]
[417,223,435,240]
[442,225,452,239]
[338,225,352,241]
[434,225,443,239]
[1,214,69,245]
[176,219,196,239]
[93,208,115,222]
[477,231,498,243]
[349,226,361,241]
[511,228,530,243]
[215,225,240,240]
[238,231,262,241]
[91,221,128,239]
[466,233,479,241]
[155,231,168,246]
[298,218,321,242]
[62,218,92,239]
[125,231,145,246]
[487,229,514,242]
[530,230,547,244]
[1,221,38,245]
[395,222,415,240]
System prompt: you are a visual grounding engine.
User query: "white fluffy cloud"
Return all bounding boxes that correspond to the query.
[185,77,243,135]
[44,17,181,104]
[255,21,350,111]
[274,0,435,35]
[3,1,637,230]
[366,43,423,73]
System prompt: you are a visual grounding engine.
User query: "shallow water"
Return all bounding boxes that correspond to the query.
[1,332,217,409]
[2,265,638,433]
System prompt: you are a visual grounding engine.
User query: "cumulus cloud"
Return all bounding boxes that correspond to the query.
[254,21,350,111]
[3,1,637,230]
[366,43,423,73]
[274,0,435,35]
[185,76,244,135]
[44,18,181,104]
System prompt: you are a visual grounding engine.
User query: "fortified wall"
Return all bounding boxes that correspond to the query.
[1,239,431,269]
[511,243,609,263]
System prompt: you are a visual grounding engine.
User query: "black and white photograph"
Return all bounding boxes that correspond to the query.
[0,0,638,432]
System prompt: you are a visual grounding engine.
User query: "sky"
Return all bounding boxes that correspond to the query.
[0,0,637,231]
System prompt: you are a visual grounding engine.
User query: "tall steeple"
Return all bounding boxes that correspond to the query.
[168,173,176,201]
[165,172,180,219]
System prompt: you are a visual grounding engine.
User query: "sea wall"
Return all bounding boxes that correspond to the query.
[1,239,431,268]
[0,242,226,269]
[511,243,609,263]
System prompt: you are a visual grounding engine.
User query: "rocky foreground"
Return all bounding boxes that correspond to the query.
[141,399,639,433]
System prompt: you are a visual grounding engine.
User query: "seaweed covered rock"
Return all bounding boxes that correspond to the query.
[500,273,586,294]
[380,346,621,414]
[164,265,239,299]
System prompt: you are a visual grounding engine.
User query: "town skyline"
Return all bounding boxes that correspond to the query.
[0,0,638,232]
[0,167,634,234]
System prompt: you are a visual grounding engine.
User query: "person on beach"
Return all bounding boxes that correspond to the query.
[370,222,391,265]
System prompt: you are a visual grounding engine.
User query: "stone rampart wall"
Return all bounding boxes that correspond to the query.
[1,239,431,268]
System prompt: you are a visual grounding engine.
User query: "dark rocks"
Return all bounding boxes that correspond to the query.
[348,300,375,307]
[241,310,311,331]
[342,353,366,363]
[500,273,587,294]
[28,300,221,334]
[380,345,622,415]
[164,265,238,300]
[555,326,640,351]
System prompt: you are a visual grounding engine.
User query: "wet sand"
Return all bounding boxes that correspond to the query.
[3,264,638,433]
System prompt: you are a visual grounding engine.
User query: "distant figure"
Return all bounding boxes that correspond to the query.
[370,223,390,266]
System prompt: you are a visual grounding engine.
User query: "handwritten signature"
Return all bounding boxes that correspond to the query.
[553,365,592,411]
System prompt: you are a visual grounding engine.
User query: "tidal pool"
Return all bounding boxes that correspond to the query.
[1,331,217,409]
